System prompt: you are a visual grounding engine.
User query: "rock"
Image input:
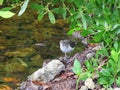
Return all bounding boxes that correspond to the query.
[84,78,95,89]
[86,52,95,59]
[114,88,120,90]
[28,59,65,82]
[99,88,105,90]
[92,45,102,51]
[79,86,88,90]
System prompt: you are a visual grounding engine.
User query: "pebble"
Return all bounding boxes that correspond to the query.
[79,86,88,90]
[84,78,95,89]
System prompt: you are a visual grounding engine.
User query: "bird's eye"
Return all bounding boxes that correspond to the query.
[70,42,75,48]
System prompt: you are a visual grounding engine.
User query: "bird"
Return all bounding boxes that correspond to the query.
[60,39,76,59]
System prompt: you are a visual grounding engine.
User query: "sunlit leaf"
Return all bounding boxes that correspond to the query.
[72,59,82,76]
[18,0,30,16]
[67,27,81,35]
[0,0,3,5]
[81,14,87,30]
[0,11,15,18]
[1,7,12,11]
[111,50,119,62]
[114,41,118,51]
[48,11,55,24]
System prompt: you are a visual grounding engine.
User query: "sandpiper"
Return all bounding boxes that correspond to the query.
[60,39,76,59]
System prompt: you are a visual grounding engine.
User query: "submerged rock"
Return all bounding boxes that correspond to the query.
[28,59,65,82]
[4,47,36,57]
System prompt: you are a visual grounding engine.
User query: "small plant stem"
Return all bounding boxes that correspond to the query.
[76,77,81,90]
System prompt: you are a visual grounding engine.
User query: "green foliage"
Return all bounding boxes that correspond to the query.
[72,59,91,80]
[98,45,120,88]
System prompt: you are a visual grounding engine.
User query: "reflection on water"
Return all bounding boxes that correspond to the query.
[0,9,70,80]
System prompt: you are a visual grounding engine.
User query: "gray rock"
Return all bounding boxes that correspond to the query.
[28,59,65,82]
[86,52,95,59]
[114,88,120,90]
[79,86,88,90]
[92,45,102,51]
[85,78,95,89]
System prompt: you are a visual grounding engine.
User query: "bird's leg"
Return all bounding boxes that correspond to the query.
[65,53,67,58]
[63,53,67,60]
[64,53,70,61]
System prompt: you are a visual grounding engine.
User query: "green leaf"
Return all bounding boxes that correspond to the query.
[48,11,55,24]
[14,0,19,3]
[30,3,44,10]
[116,77,120,86]
[18,0,30,16]
[67,27,81,35]
[101,69,112,77]
[111,24,120,35]
[111,50,119,62]
[0,11,15,18]
[72,59,82,76]
[114,41,118,51]
[1,7,12,11]
[111,24,120,31]
[81,29,91,37]
[52,7,66,19]
[98,75,114,86]
[74,0,84,8]
[81,14,87,30]
[38,12,44,21]
[84,60,93,72]
[98,77,108,85]
[0,0,3,5]
[62,8,66,20]
[109,59,117,74]
[94,31,104,42]
[60,0,65,2]
[53,7,65,14]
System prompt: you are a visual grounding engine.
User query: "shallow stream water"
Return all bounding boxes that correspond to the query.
[0,4,85,89]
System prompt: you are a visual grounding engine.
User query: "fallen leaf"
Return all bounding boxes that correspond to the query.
[88,43,100,47]
[32,80,45,85]
[3,77,18,83]
[0,85,12,90]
